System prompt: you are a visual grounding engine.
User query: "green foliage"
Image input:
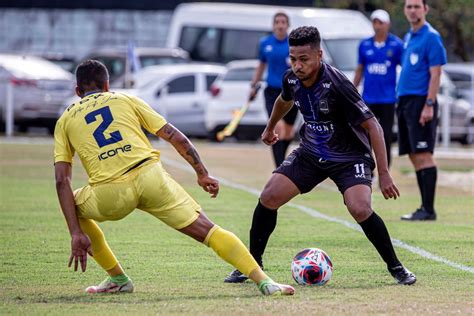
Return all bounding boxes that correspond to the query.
[313,0,473,61]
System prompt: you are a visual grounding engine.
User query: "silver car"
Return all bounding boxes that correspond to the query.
[0,54,74,134]
[80,47,190,88]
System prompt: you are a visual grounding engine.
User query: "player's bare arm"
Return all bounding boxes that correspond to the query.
[353,64,364,87]
[249,62,266,100]
[419,65,442,126]
[157,123,219,198]
[55,162,93,272]
[360,118,400,200]
[262,95,293,145]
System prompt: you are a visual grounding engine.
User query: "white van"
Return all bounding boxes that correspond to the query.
[166,2,374,73]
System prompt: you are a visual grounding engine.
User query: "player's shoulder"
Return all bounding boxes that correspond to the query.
[360,37,373,47]
[260,34,275,45]
[425,23,442,37]
[388,33,404,47]
[283,69,297,84]
[324,63,349,84]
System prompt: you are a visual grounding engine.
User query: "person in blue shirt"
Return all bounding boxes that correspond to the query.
[354,9,403,167]
[248,12,297,167]
[398,0,447,221]
[225,26,416,286]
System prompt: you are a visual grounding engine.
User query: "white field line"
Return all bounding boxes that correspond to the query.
[161,157,474,275]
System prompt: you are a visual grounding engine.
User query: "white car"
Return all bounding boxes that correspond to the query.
[0,54,74,134]
[80,47,190,88]
[131,64,225,137]
[206,60,268,140]
[59,64,225,138]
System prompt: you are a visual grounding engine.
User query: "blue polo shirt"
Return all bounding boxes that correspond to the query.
[398,22,447,97]
[358,33,403,104]
[258,34,290,89]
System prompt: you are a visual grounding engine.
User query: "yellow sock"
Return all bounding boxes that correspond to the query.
[204,225,260,277]
[78,218,119,271]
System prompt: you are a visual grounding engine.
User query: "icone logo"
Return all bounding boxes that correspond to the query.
[306,121,334,134]
[98,144,132,161]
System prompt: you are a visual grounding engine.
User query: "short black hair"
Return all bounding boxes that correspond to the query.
[273,12,289,25]
[75,59,109,92]
[288,26,321,49]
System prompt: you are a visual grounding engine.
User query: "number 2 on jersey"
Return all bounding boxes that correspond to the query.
[85,106,123,148]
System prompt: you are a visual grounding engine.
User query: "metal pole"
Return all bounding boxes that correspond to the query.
[441,95,450,149]
[5,80,14,137]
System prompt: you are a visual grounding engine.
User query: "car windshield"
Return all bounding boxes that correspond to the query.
[323,38,361,72]
[223,68,255,81]
[139,56,188,67]
[179,26,269,63]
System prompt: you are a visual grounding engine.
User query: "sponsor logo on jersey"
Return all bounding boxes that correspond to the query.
[319,99,329,114]
[265,45,273,52]
[367,63,388,75]
[410,53,419,65]
[98,144,132,161]
[322,82,332,89]
[288,78,297,84]
[306,121,334,134]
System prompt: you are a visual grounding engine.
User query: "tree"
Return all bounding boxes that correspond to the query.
[313,0,473,61]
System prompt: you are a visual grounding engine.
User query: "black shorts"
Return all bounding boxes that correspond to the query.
[274,147,375,194]
[264,86,298,125]
[397,95,438,155]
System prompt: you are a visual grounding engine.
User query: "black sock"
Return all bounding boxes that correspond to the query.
[415,169,425,209]
[359,212,401,269]
[419,167,437,214]
[249,200,278,267]
[271,141,286,167]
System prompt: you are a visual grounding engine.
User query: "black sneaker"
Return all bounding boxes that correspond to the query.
[389,265,417,285]
[224,269,248,283]
[401,208,436,221]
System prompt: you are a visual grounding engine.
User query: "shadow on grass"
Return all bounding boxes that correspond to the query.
[12,292,257,305]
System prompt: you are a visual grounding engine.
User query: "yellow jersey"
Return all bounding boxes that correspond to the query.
[54,91,167,185]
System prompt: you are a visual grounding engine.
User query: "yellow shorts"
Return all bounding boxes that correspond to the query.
[74,161,201,230]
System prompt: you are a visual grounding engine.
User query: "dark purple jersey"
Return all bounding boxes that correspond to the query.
[281,63,374,162]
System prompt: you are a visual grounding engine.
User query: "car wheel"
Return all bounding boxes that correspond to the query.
[208,125,225,142]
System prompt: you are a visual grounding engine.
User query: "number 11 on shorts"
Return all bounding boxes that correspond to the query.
[354,163,365,178]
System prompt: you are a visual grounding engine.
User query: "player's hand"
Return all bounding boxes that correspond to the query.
[198,174,219,198]
[419,105,434,126]
[378,172,400,200]
[249,87,258,101]
[68,233,93,272]
[261,127,279,145]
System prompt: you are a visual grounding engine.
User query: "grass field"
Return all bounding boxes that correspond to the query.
[1,139,473,315]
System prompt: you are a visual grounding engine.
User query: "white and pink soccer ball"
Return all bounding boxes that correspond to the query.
[291,248,333,285]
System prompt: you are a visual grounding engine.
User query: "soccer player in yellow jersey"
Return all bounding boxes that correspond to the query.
[54,60,295,296]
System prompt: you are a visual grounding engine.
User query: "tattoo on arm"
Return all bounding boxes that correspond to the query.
[186,147,200,165]
[158,124,208,176]
[161,124,176,141]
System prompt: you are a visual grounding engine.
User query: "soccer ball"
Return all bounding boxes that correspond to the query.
[291,248,333,285]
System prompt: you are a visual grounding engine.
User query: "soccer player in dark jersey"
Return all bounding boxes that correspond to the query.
[225,26,416,285]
